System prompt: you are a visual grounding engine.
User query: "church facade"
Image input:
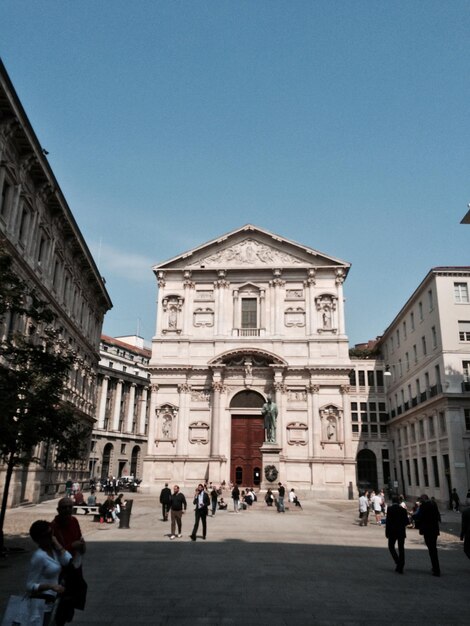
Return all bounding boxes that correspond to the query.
[143,224,376,498]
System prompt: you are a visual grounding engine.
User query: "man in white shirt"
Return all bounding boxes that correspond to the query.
[359,491,369,526]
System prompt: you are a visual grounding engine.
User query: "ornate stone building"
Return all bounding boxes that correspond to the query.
[90,335,150,480]
[144,224,361,497]
[0,60,112,505]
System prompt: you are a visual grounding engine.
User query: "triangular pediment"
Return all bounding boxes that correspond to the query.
[154,225,350,272]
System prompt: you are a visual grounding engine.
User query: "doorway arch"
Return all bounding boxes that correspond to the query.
[230,390,265,486]
[130,445,141,477]
[356,449,378,492]
[101,443,113,479]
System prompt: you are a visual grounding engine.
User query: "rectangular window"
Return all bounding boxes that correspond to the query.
[454,282,469,303]
[463,361,470,381]
[411,423,416,442]
[413,458,419,486]
[0,179,12,217]
[352,424,359,433]
[349,370,356,386]
[120,444,126,454]
[396,329,400,346]
[422,336,427,356]
[410,312,415,331]
[358,371,365,387]
[419,301,423,321]
[432,456,440,488]
[439,412,446,434]
[428,415,435,438]
[367,371,375,387]
[406,460,411,486]
[431,326,437,348]
[376,371,384,387]
[403,320,407,339]
[458,321,470,342]
[351,402,358,411]
[419,420,424,439]
[428,289,434,311]
[422,457,429,487]
[413,345,417,364]
[465,409,470,431]
[241,298,257,328]
[18,205,29,244]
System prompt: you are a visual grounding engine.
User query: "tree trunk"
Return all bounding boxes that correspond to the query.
[0,451,16,555]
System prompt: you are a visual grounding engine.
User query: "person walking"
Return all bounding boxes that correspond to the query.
[278,482,285,513]
[414,494,441,576]
[159,483,171,521]
[210,486,218,516]
[460,504,470,560]
[169,485,187,540]
[190,484,210,541]
[451,488,460,512]
[358,491,369,526]
[385,495,409,573]
[232,484,240,512]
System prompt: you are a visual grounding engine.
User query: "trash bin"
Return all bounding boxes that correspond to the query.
[118,499,133,529]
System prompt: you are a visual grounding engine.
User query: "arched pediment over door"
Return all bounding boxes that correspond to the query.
[208,347,287,368]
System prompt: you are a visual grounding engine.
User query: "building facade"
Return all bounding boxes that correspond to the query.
[378,268,470,504]
[0,61,112,505]
[90,335,150,480]
[144,224,365,497]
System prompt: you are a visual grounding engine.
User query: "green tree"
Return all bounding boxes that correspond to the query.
[0,246,90,552]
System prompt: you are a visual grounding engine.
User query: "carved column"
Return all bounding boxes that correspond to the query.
[336,269,346,335]
[215,270,229,335]
[138,386,148,435]
[176,383,191,455]
[304,269,316,335]
[183,270,194,335]
[272,270,285,336]
[340,385,353,458]
[125,383,137,433]
[97,375,109,429]
[211,381,225,457]
[259,289,266,332]
[147,384,159,454]
[232,289,240,334]
[112,379,124,431]
[307,383,320,458]
[155,272,166,335]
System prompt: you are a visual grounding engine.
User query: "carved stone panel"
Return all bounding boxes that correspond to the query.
[189,421,209,444]
[189,238,303,267]
[193,307,214,327]
[287,422,308,446]
[285,307,305,327]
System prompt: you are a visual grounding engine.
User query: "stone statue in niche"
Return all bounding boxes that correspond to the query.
[162,414,172,439]
[321,405,340,442]
[168,307,177,329]
[327,416,337,441]
[322,308,332,330]
[262,396,278,443]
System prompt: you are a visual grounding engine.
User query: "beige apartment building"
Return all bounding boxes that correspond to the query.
[0,60,112,505]
[378,268,470,505]
[90,335,150,480]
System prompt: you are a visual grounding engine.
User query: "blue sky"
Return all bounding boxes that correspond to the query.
[1,1,469,345]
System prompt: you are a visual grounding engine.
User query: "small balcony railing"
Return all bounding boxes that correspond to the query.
[236,328,261,337]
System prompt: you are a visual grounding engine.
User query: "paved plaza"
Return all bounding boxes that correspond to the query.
[0,493,468,625]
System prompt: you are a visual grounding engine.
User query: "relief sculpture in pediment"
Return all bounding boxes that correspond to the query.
[192,239,303,267]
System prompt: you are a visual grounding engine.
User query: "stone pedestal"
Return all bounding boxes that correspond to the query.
[260,442,282,490]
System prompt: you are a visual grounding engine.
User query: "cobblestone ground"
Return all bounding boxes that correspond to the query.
[1,493,468,625]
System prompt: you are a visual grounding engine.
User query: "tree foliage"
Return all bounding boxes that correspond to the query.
[0,245,91,545]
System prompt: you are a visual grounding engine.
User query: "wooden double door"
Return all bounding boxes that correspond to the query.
[230,415,264,486]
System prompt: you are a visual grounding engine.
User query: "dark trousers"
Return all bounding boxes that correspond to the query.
[359,511,369,526]
[424,533,440,574]
[192,508,207,539]
[211,499,217,515]
[463,535,470,560]
[388,536,405,571]
[161,503,169,520]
